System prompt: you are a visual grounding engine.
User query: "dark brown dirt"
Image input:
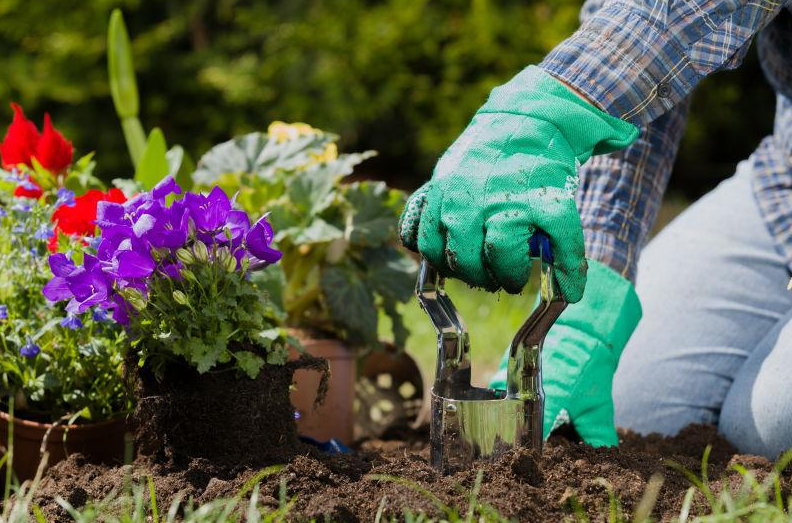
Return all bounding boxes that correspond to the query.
[131,354,328,467]
[32,424,782,522]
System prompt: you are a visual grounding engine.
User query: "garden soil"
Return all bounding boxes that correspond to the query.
[33,424,781,522]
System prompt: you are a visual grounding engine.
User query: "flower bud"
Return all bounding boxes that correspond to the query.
[193,241,209,263]
[181,268,197,281]
[121,288,147,311]
[172,290,189,306]
[176,248,195,265]
[216,247,237,273]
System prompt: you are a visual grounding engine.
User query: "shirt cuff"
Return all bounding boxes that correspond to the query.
[539,2,696,126]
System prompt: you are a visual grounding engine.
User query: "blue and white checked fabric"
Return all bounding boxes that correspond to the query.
[538,0,792,281]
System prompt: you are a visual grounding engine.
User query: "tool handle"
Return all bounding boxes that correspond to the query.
[529,232,553,264]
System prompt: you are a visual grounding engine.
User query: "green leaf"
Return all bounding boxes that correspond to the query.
[249,265,286,318]
[320,266,378,346]
[234,351,265,379]
[293,218,344,245]
[362,246,418,303]
[64,153,105,192]
[134,128,169,190]
[193,131,334,187]
[382,298,409,348]
[107,9,139,119]
[166,145,195,192]
[344,181,406,246]
[285,164,336,214]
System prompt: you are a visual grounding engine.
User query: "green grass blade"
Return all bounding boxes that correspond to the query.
[633,473,663,523]
[147,475,159,523]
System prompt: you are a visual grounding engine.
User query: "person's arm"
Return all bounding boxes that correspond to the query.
[541,0,784,126]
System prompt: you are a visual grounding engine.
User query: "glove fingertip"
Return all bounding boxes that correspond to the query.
[399,188,430,252]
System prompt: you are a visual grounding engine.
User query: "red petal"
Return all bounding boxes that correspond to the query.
[1,103,40,170]
[34,113,72,174]
[51,188,127,237]
[13,178,42,199]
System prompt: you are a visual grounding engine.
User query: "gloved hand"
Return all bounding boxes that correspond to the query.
[488,260,642,446]
[398,66,637,301]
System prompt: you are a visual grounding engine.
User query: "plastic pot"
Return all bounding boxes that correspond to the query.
[289,331,356,445]
[0,412,127,482]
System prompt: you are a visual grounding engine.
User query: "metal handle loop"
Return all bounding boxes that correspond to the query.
[415,260,472,395]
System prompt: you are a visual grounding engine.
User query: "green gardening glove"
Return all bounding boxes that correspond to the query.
[488,260,642,447]
[398,66,638,301]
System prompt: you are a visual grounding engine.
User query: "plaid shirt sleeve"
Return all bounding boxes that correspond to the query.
[545,0,789,281]
[540,0,785,126]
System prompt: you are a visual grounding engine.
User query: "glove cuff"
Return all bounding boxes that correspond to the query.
[477,66,638,163]
[559,259,642,358]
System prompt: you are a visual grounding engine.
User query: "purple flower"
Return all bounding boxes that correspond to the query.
[0,305,8,320]
[20,337,40,358]
[0,207,7,218]
[92,308,109,322]
[43,177,284,328]
[34,224,53,240]
[60,313,83,330]
[11,202,30,213]
[19,178,39,191]
[245,216,282,264]
[185,186,231,233]
[55,188,76,208]
[294,411,301,420]
[115,250,156,279]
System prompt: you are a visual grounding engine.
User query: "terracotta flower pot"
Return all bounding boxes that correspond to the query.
[0,412,127,482]
[289,331,356,445]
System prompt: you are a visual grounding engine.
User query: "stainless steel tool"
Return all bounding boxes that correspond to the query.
[416,234,567,473]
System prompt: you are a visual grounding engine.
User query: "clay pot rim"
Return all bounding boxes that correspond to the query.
[0,410,126,433]
[288,328,355,360]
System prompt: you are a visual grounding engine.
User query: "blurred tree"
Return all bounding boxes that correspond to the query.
[0,0,775,195]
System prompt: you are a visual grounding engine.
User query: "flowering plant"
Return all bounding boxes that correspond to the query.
[0,103,107,203]
[0,191,128,422]
[193,123,417,349]
[44,176,291,379]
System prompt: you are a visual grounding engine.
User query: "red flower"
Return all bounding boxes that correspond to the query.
[49,188,127,251]
[13,177,42,199]
[0,103,74,198]
[35,114,73,174]
[0,103,40,170]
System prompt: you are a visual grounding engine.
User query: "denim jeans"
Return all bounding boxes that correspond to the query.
[613,159,792,458]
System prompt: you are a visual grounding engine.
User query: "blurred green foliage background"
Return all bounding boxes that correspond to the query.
[0,0,776,196]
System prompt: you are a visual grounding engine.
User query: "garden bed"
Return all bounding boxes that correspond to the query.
[31,424,777,522]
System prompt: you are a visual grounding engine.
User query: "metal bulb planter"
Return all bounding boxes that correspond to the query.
[416,234,566,473]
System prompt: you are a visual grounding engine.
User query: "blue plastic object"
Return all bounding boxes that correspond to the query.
[529,232,554,263]
[299,436,351,454]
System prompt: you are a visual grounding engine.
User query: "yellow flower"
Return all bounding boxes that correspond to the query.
[268,121,318,143]
[309,143,338,164]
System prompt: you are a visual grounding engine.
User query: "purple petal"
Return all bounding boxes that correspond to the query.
[133,214,157,237]
[42,277,72,301]
[110,295,130,325]
[116,250,156,278]
[48,253,76,277]
[96,201,126,227]
[223,210,250,242]
[245,217,282,264]
[160,262,183,281]
[152,175,182,201]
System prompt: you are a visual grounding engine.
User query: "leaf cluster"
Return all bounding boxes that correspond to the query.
[193,127,417,350]
[0,189,129,422]
[127,240,293,380]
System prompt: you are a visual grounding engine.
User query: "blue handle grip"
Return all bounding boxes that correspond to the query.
[529,232,553,263]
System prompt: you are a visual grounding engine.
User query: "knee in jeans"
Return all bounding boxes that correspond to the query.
[719,389,792,459]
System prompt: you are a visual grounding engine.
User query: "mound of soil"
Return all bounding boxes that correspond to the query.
[33,424,780,522]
